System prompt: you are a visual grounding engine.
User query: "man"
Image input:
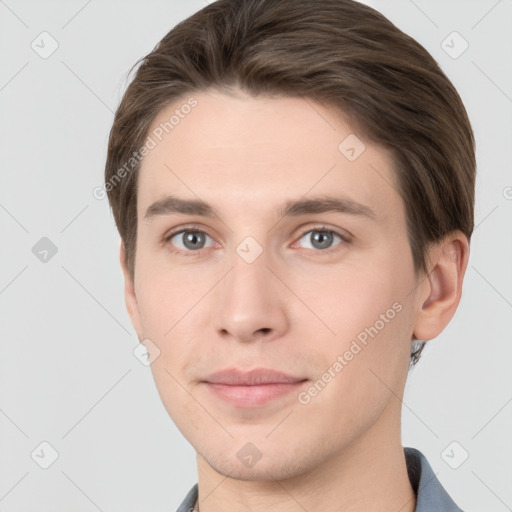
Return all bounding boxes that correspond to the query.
[104,1,475,510]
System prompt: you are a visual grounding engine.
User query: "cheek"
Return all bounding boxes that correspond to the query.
[299,293,411,435]
[134,251,201,338]
[300,261,413,390]
[134,269,208,392]
[295,260,404,339]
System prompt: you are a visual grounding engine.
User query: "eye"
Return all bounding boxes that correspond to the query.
[165,229,215,255]
[163,225,350,257]
[294,227,348,252]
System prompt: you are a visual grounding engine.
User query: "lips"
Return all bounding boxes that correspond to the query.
[202,368,308,408]
[203,368,307,386]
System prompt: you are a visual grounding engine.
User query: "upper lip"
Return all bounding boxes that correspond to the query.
[203,368,307,386]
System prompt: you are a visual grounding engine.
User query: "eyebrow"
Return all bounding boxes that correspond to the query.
[143,194,377,222]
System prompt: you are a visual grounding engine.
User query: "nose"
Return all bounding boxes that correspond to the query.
[212,243,289,344]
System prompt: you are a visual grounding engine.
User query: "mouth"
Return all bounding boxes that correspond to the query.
[202,368,309,408]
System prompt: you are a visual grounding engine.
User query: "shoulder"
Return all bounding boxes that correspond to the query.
[176,483,198,512]
[405,446,465,512]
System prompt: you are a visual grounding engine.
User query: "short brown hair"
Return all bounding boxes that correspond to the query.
[104,0,476,366]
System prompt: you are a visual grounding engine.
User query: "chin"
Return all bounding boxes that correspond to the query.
[200,440,324,482]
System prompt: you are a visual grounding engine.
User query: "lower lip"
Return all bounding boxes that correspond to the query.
[204,381,308,408]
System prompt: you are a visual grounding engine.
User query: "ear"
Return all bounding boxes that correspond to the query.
[412,231,470,342]
[120,242,144,342]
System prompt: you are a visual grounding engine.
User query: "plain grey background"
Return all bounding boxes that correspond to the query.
[0,0,511,511]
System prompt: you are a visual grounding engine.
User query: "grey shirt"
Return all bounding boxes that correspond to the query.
[176,447,464,512]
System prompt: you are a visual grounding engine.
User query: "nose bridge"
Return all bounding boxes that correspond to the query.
[225,238,273,314]
[212,237,288,342]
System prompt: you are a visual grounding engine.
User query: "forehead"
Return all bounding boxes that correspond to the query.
[137,90,402,225]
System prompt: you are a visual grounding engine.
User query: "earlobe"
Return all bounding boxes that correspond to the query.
[120,242,144,341]
[412,232,469,342]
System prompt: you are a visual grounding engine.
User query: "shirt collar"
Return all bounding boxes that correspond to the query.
[405,447,464,512]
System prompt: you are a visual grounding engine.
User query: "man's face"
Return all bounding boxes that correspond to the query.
[125,89,425,480]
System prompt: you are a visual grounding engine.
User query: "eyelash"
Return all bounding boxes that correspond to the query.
[163,224,351,258]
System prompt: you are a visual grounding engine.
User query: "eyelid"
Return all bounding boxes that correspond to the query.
[293,223,353,242]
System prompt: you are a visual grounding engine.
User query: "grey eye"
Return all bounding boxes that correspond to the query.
[297,230,342,250]
[170,231,213,251]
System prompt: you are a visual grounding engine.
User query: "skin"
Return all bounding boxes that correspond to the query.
[120,88,469,512]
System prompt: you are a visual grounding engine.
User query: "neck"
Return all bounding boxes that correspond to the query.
[194,402,416,512]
